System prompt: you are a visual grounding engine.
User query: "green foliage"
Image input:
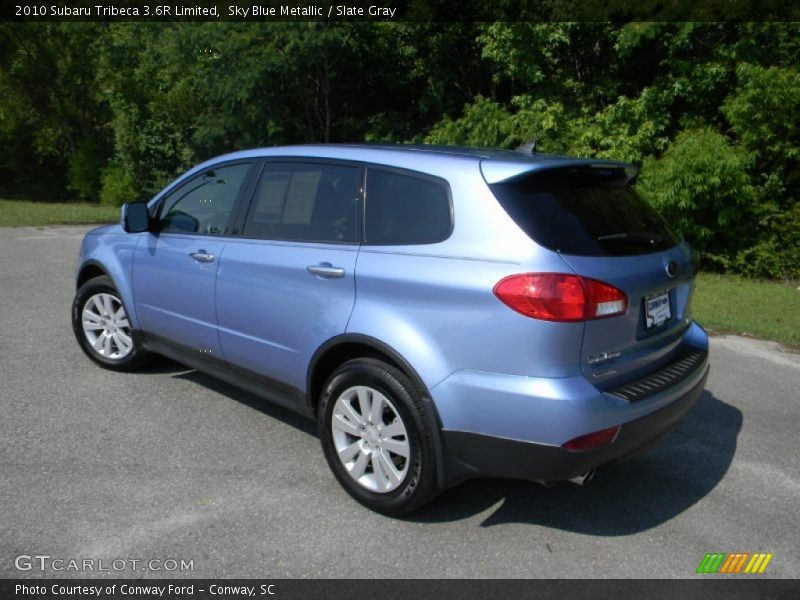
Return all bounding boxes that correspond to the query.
[426,97,516,148]
[732,204,800,280]
[722,64,800,203]
[0,23,108,200]
[99,167,139,207]
[0,22,798,280]
[570,86,675,164]
[425,96,568,152]
[468,22,799,280]
[67,137,105,201]
[478,23,622,110]
[718,64,800,279]
[637,127,756,258]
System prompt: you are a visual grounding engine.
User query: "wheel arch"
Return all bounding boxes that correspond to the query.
[76,260,109,290]
[307,334,448,487]
[75,258,140,331]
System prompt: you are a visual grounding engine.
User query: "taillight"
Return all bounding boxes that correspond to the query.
[562,425,621,451]
[493,273,627,322]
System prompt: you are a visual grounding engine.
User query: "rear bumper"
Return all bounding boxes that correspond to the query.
[431,321,710,488]
[439,364,708,486]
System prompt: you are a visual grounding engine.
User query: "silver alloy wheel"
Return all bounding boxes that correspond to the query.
[81,293,133,360]
[331,385,411,493]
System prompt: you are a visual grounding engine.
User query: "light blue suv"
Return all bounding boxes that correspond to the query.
[72,144,709,514]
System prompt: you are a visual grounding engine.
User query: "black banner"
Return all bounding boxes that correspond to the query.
[3,0,800,23]
[3,579,800,600]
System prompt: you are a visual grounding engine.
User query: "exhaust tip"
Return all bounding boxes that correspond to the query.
[567,470,595,486]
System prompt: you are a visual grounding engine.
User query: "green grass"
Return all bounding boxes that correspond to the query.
[693,273,800,348]
[0,199,119,227]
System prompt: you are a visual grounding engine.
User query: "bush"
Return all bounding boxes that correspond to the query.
[734,241,792,280]
[67,137,105,201]
[733,205,800,280]
[425,96,517,148]
[721,64,800,181]
[99,167,139,207]
[721,64,800,279]
[637,127,757,262]
[570,85,675,164]
[424,95,568,153]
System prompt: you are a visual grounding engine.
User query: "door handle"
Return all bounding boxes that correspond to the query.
[190,251,215,263]
[307,263,345,279]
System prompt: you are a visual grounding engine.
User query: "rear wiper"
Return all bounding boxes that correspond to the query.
[596,232,666,246]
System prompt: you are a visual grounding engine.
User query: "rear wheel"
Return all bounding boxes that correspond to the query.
[318,358,439,515]
[72,275,151,371]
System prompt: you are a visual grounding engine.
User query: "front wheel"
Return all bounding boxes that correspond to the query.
[318,358,440,515]
[71,275,151,371]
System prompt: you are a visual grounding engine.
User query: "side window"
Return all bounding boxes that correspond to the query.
[242,162,359,243]
[160,163,251,235]
[365,169,451,245]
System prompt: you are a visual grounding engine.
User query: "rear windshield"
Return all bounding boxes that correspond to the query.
[490,167,679,256]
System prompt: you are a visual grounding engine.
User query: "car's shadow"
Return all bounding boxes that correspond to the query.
[144,358,318,437]
[133,357,198,375]
[410,390,741,534]
[146,359,741,535]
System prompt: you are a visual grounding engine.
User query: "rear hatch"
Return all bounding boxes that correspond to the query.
[488,163,696,389]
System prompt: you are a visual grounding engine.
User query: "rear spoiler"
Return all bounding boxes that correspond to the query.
[480,159,638,185]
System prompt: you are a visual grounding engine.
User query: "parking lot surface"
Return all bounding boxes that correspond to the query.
[1,225,798,578]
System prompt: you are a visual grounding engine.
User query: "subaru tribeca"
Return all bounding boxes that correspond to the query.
[72,144,709,514]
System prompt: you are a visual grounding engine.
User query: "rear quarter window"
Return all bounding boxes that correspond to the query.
[490,166,679,256]
[365,168,452,245]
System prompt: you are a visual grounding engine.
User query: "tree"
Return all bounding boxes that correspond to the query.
[0,23,109,200]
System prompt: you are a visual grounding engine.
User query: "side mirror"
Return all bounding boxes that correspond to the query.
[121,202,151,233]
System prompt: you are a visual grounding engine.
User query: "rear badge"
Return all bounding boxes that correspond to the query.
[587,350,621,365]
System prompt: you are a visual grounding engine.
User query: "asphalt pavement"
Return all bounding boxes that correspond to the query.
[1,225,798,578]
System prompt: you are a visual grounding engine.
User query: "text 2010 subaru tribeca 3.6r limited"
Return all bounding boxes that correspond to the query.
[72,144,709,514]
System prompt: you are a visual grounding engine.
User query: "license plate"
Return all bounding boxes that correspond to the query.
[645,291,671,329]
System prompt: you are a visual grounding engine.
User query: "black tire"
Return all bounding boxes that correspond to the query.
[71,275,152,372]
[318,358,440,515]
